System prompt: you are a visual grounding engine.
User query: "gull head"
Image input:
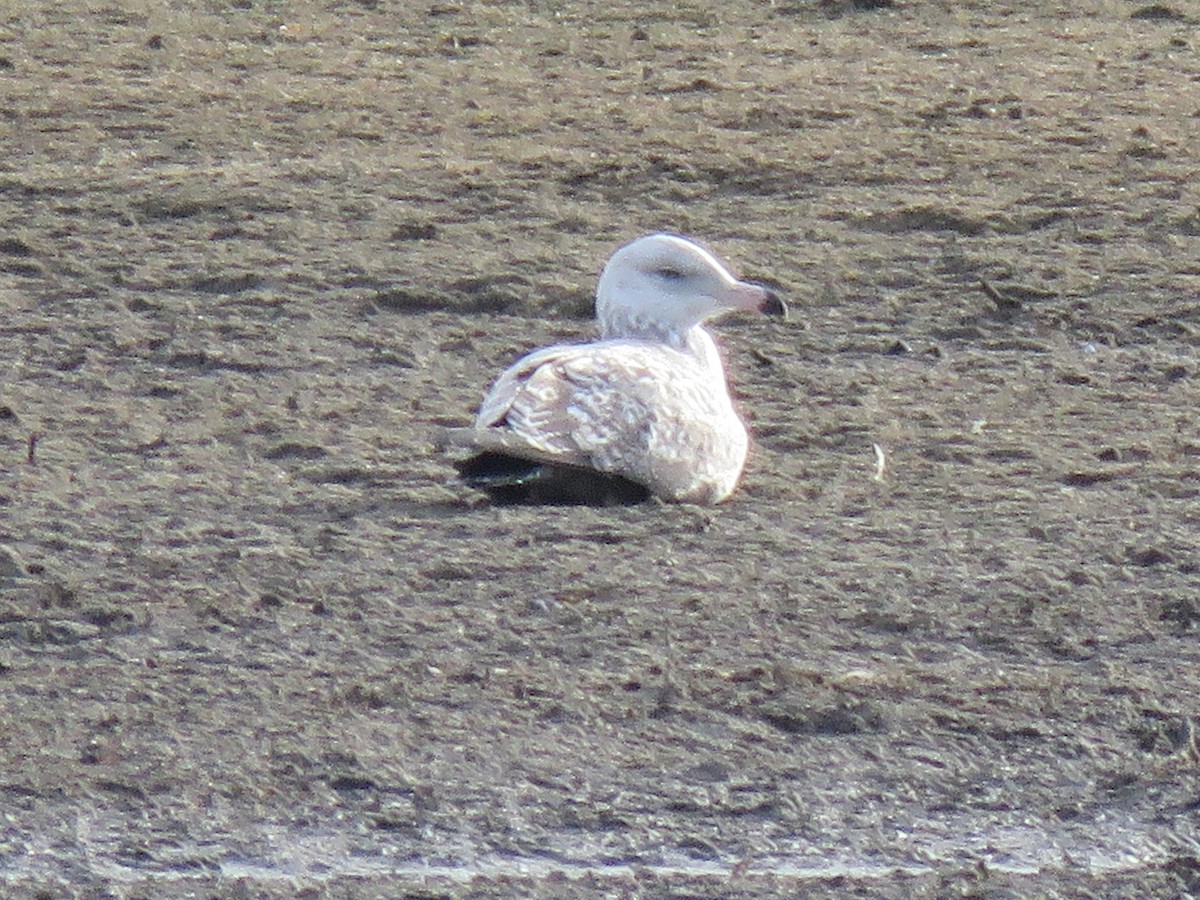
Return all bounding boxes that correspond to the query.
[595,233,785,341]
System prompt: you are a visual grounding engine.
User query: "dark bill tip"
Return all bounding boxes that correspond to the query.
[759,289,787,319]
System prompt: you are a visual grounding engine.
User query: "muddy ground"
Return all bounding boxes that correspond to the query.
[2,0,1200,896]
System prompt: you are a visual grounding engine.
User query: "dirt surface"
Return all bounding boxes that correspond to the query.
[3,0,1200,896]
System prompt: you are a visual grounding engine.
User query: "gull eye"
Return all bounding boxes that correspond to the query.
[656,266,684,280]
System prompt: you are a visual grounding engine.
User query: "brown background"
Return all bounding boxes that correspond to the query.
[2,0,1199,895]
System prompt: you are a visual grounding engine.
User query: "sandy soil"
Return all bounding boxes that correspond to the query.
[2,0,1200,896]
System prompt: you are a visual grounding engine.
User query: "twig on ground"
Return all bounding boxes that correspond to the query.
[872,442,888,482]
[979,278,1023,312]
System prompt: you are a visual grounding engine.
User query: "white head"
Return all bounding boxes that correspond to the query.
[595,233,785,342]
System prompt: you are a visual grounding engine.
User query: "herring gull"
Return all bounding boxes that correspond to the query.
[446,233,785,505]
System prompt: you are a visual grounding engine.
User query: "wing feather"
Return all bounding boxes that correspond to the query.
[463,339,749,501]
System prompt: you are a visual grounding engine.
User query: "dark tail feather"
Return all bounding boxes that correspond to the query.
[455,452,651,506]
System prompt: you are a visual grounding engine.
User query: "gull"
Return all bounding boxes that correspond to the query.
[446,233,785,504]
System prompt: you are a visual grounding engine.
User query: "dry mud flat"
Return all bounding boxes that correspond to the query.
[3,0,1200,896]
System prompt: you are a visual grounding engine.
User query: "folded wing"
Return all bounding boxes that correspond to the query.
[462,341,748,503]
